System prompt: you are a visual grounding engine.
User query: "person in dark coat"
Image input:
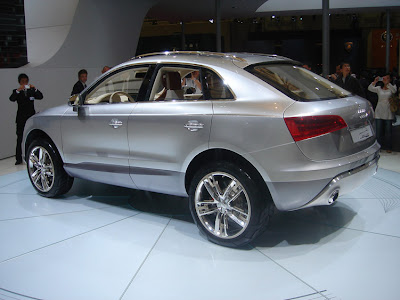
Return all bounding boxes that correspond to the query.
[330,62,365,98]
[71,69,88,95]
[9,73,43,165]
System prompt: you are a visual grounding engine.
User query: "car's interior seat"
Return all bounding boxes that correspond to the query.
[156,72,184,100]
[165,72,184,100]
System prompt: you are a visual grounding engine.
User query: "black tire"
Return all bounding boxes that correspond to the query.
[26,138,74,198]
[188,161,273,247]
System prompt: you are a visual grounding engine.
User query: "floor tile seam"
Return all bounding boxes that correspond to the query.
[0,212,142,265]
[0,291,22,300]
[0,165,26,170]
[0,170,25,178]
[376,166,400,172]
[0,156,16,161]
[0,204,135,222]
[253,247,330,300]
[119,218,172,300]
[0,169,26,175]
[338,196,395,199]
[0,193,40,196]
[361,191,400,199]
[0,288,42,300]
[0,178,29,189]
[284,290,332,300]
[290,219,400,239]
[373,176,400,189]
[0,192,134,200]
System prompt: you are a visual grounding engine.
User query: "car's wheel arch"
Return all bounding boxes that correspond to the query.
[24,129,63,162]
[184,148,273,203]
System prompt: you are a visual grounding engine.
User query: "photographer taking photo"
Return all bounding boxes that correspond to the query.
[9,73,43,165]
[368,74,398,153]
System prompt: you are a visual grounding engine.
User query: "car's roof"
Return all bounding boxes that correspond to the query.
[121,51,294,69]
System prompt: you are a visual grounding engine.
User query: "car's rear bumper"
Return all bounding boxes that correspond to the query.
[296,153,379,210]
[264,143,380,211]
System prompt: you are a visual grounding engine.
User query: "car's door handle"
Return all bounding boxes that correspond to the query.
[109,118,123,129]
[184,120,204,132]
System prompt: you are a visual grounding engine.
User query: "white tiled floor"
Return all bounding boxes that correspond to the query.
[0,155,399,300]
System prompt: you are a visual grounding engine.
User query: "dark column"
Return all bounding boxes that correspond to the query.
[386,10,391,73]
[322,0,330,77]
[216,0,221,52]
[181,21,186,51]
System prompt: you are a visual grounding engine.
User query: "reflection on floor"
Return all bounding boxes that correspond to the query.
[0,157,399,300]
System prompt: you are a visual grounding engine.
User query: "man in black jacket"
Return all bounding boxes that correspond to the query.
[71,69,88,95]
[330,62,365,98]
[9,73,43,165]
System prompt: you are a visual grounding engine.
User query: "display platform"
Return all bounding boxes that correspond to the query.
[0,163,399,300]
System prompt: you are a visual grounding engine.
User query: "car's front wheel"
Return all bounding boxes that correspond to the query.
[189,162,272,247]
[27,139,74,197]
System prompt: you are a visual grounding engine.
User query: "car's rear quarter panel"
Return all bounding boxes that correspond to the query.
[210,66,379,211]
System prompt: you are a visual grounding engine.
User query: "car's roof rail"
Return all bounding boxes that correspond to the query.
[132,51,247,63]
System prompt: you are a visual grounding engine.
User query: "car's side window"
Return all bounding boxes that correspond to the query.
[149,66,204,101]
[85,66,149,104]
[202,69,234,100]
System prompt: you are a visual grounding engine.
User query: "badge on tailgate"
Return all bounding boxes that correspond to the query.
[350,125,373,143]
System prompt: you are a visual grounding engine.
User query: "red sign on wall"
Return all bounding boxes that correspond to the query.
[370,29,400,71]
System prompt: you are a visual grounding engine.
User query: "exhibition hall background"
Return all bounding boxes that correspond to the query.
[1,0,399,159]
[0,0,158,159]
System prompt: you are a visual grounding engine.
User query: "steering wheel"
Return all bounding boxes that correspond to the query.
[109,91,135,103]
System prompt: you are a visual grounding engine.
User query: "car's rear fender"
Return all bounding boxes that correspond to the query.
[184,148,273,203]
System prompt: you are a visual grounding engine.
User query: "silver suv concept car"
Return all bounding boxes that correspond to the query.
[23,52,380,247]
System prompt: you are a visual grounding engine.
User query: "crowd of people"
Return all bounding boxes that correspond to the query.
[8,62,400,165]
[325,62,399,153]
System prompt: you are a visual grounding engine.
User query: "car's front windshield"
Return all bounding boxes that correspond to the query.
[246,64,351,101]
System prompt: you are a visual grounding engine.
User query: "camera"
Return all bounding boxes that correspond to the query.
[25,85,30,89]
[185,87,195,94]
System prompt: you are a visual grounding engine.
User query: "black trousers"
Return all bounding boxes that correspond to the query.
[15,116,30,162]
[375,118,393,150]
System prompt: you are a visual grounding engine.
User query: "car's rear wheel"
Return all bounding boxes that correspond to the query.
[27,139,73,197]
[189,161,272,247]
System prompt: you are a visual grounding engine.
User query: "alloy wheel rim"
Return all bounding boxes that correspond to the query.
[28,146,55,192]
[194,172,251,239]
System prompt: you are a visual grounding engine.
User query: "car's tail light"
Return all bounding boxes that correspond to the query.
[284,115,347,142]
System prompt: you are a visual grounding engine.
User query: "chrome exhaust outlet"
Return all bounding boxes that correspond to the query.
[328,190,339,204]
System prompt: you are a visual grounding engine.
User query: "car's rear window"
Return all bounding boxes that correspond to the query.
[246,64,351,101]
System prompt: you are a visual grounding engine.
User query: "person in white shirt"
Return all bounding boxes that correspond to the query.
[368,74,398,153]
[182,70,202,94]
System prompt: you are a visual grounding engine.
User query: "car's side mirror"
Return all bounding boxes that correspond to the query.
[69,94,79,104]
[69,94,81,112]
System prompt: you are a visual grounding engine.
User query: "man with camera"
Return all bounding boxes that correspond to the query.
[9,73,43,165]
